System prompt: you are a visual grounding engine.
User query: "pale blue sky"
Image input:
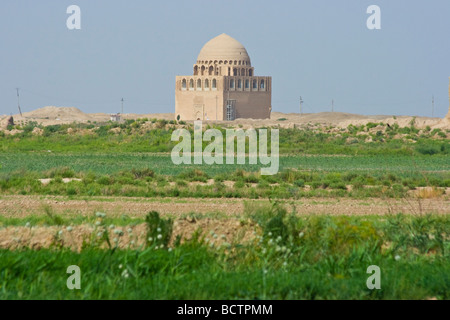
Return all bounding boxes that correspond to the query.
[1,0,449,117]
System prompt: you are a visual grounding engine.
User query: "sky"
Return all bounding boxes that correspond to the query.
[1,0,449,117]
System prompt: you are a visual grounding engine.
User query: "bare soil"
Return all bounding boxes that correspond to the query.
[2,106,448,129]
[0,195,448,250]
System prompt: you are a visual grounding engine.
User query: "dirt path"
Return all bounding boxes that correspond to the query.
[0,195,448,251]
[0,195,448,218]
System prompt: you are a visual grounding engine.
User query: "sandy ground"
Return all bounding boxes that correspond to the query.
[1,195,448,218]
[1,106,449,129]
[0,195,448,250]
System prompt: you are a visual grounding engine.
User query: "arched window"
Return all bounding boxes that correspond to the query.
[204,79,209,89]
[201,66,205,76]
[233,68,237,76]
[209,66,214,75]
[182,79,187,90]
[212,79,217,90]
[241,68,245,76]
[197,79,202,90]
[234,60,237,65]
[248,69,253,77]
[245,79,249,89]
[230,79,235,89]
[260,79,265,89]
[252,79,257,89]
[237,79,242,89]
[189,79,194,90]
[194,66,198,76]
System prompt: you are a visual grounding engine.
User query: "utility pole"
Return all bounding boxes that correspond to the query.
[16,88,23,117]
[121,98,124,114]
[299,96,303,116]
[432,95,434,117]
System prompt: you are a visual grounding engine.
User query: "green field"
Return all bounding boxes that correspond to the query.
[0,210,449,300]
[0,120,448,300]
[1,153,449,177]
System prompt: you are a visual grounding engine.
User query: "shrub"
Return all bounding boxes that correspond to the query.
[155,119,168,129]
[131,168,155,179]
[146,211,173,249]
[294,179,305,187]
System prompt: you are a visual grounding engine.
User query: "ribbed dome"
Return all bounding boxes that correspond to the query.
[197,34,251,65]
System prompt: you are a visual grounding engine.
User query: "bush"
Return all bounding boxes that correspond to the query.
[416,144,440,155]
[131,168,155,179]
[155,119,168,129]
[146,211,173,248]
[294,179,305,187]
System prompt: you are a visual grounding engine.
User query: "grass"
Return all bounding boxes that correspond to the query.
[0,208,448,300]
[1,152,448,178]
[0,121,448,300]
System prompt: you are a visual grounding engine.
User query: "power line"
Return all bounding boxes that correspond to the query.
[432,95,434,117]
[299,96,303,116]
[16,88,22,116]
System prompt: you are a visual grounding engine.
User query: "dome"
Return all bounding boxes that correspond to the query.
[197,34,251,66]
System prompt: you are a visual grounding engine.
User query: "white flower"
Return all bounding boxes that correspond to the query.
[157,227,162,232]
[118,264,123,269]
[127,228,133,233]
[113,237,118,243]
[95,212,106,218]
[262,248,267,254]
[276,246,281,252]
[395,255,401,261]
[276,236,282,242]
[299,232,305,238]
[121,270,129,278]
[268,232,272,237]
[157,234,162,240]
[95,221,101,226]
[168,248,173,252]
[58,230,63,236]
[281,246,287,252]
[114,229,124,236]
[109,224,115,229]
[283,262,288,267]
[25,222,31,228]
[155,246,159,250]
[268,239,274,245]
[67,226,73,232]
[148,237,153,242]
[97,232,103,237]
